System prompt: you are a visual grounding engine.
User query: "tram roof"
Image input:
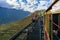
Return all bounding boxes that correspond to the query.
[46,0,59,12]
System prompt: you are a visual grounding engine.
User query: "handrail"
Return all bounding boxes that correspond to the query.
[52,22,60,28]
[51,14,60,28]
[51,15,60,40]
[53,32,60,40]
[9,22,33,40]
[9,15,41,40]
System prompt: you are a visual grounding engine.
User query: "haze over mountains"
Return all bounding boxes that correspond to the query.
[0,7,30,24]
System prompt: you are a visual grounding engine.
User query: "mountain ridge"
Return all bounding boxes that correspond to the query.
[0,7,30,24]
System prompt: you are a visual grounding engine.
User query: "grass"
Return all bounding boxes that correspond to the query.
[0,16,32,40]
[0,11,40,40]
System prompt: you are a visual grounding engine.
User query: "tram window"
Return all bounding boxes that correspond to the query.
[53,14,58,30]
[52,14,60,39]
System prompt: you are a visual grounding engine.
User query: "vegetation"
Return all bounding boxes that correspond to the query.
[0,16,32,40]
[0,10,41,40]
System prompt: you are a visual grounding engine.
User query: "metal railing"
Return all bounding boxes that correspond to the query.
[9,16,45,40]
[9,22,34,40]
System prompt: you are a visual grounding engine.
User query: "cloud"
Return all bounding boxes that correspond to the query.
[18,0,51,12]
[0,0,51,12]
[6,0,20,9]
[0,0,12,8]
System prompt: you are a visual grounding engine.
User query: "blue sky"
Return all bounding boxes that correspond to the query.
[0,0,52,12]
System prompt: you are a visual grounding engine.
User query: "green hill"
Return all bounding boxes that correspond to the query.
[0,10,41,40]
[0,16,32,40]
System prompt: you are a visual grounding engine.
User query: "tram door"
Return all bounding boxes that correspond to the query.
[53,14,58,31]
[51,14,60,40]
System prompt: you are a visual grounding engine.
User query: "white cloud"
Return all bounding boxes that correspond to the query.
[19,0,51,12]
[0,0,52,12]
[1,0,60,13]
[40,1,47,6]
[6,0,20,9]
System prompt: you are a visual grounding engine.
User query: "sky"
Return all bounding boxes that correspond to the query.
[0,0,60,12]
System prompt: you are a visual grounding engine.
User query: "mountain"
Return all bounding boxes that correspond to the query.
[0,7,30,24]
